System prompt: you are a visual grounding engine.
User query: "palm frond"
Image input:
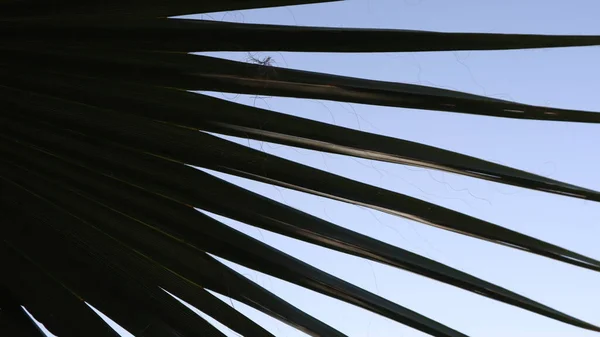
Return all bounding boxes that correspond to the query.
[0,287,51,337]
[0,0,336,19]
[4,18,600,52]
[1,1,599,336]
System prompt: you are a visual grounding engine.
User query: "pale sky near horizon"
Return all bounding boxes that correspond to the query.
[33,1,600,336]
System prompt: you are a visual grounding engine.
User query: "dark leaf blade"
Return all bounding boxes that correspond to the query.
[2,114,600,333]
[3,18,600,52]
[0,126,466,337]
[13,70,598,202]
[0,152,276,337]
[204,134,600,273]
[0,171,230,337]
[192,55,600,123]
[190,95,600,202]
[2,88,599,274]
[0,0,336,19]
[2,0,597,336]
[0,237,122,337]
[0,288,48,337]
[0,153,347,337]
[2,51,599,123]
[0,221,205,337]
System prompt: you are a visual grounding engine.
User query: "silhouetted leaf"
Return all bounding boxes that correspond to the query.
[2,1,599,336]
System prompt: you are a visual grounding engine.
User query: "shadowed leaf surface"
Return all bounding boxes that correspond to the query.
[1,1,599,336]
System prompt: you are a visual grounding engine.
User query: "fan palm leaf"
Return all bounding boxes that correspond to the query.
[1,1,599,336]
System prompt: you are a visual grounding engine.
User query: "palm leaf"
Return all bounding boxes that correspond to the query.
[1,1,599,336]
[0,287,53,337]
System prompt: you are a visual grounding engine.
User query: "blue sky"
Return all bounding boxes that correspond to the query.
[34,1,600,336]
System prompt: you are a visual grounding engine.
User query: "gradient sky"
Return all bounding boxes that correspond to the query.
[34,1,600,336]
